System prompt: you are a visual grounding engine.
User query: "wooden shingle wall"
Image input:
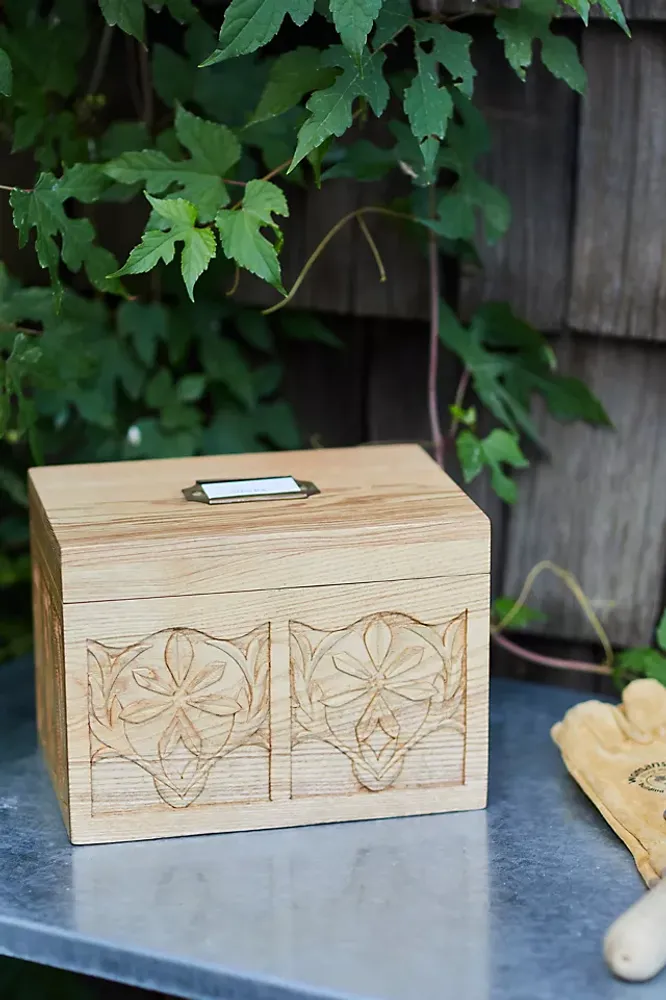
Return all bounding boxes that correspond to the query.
[249,13,666,648]
[0,9,662,653]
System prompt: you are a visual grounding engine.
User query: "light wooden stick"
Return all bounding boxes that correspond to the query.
[604,877,666,981]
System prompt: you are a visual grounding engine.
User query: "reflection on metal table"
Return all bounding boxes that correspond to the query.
[0,657,658,999]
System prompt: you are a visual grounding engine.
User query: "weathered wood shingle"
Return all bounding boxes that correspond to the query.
[503,335,666,647]
[458,30,577,331]
[569,26,666,341]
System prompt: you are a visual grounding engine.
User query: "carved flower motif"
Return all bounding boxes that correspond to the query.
[322,619,439,747]
[120,631,243,760]
[88,626,269,809]
[291,612,466,793]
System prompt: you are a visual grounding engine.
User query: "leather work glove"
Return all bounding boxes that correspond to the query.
[552,678,666,887]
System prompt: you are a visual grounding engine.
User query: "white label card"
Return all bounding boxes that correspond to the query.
[200,476,302,501]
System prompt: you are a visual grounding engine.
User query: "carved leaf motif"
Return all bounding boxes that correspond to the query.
[389,680,438,703]
[332,651,372,681]
[364,618,392,666]
[321,684,368,709]
[383,646,424,680]
[191,694,242,717]
[186,662,226,694]
[119,698,170,724]
[164,630,194,685]
[132,667,172,696]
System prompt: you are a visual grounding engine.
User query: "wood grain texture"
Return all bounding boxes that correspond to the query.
[569,25,666,341]
[503,335,666,647]
[64,575,489,844]
[30,493,70,833]
[366,320,508,590]
[458,28,577,331]
[29,445,490,602]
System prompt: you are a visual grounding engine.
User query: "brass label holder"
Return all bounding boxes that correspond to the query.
[183,475,320,506]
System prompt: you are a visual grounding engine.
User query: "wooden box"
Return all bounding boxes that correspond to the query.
[29,444,490,845]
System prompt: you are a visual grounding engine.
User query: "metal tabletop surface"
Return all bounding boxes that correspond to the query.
[0,656,660,1000]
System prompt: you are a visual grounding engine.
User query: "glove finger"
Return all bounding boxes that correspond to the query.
[621,679,666,742]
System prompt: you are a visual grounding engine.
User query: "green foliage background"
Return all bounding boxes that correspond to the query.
[0,0,626,666]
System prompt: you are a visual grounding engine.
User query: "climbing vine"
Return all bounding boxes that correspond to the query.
[0,0,627,660]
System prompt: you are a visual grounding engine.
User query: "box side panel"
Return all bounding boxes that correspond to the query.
[30,490,70,833]
[62,575,488,844]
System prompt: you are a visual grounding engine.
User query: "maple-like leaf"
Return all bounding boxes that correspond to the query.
[201,0,316,65]
[290,46,389,170]
[110,195,217,301]
[104,106,241,221]
[216,179,288,291]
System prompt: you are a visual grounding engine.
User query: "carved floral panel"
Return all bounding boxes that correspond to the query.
[88,625,269,811]
[290,611,467,796]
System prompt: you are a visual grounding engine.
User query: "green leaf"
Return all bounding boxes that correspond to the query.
[492,597,547,629]
[181,227,216,301]
[250,48,338,124]
[216,179,288,291]
[455,426,528,505]
[0,47,12,96]
[483,428,530,470]
[111,228,178,277]
[404,49,453,146]
[98,121,150,159]
[201,0,316,66]
[253,362,283,398]
[449,403,476,428]
[118,301,168,367]
[456,429,484,483]
[323,139,395,181]
[237,310,275,352]
[329,0,385,61]
[279,311,343,347]
[146,367,174,409]
[177,373,206,402]
[84,246,127,297]
[656,609,666,653]
[98,0,144,41]
[560,0,589,23]
[256,399,301,448]
[202,409,260,454]
[290,47,389,169]
[152,43,196,108]
[539,375,611,426]
[433,192,476,241]
[201,337,255,408]
[598,0,629,34]
[372,0,412,49]
[175,105,241,179]
[540,33,586,95]
[55,163,111,203]
[494,9,536,80]
[415,22,476,98]
[104,107,241,222]
[10,172,95,292]
[160,0,197,21]
[0,466,28,507]
[614,648,666,687]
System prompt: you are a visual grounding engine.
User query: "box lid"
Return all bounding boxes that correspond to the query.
[29,445,490,604]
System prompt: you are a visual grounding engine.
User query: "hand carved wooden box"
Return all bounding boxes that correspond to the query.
[29,444,490,845]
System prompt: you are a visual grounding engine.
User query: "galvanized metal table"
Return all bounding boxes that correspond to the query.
[0,657,660,999]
